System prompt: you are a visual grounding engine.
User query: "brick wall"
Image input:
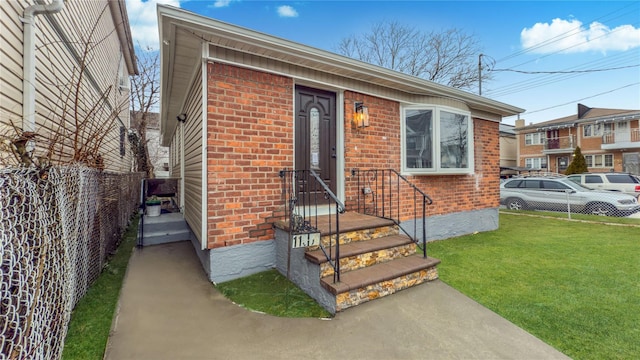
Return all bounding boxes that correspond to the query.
[408,118,501,216]
[343,91,501,218]
[206,63,293,249]
[205,70,503,249]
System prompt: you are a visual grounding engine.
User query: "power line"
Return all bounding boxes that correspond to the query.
[521,83,640,115]
[491,64,639,75]
[495,3,639,64]
[486,51,639,97]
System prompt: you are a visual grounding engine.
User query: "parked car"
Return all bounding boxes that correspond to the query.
[500,176,640,217]
[567,173,640,200]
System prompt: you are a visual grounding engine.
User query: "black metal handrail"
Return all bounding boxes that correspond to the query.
[279,169,345,282]
[352,169,434,257]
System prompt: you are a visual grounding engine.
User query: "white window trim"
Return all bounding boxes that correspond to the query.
[524,132,544,145]
[525,157,547,169]
[585,154,614,168]
[401,105,474,175]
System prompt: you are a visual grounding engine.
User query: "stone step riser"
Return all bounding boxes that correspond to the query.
[319,243,415,278]
[334,266,439,312]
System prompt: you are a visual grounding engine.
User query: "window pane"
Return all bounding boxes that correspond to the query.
[585,155,593,167]
[405,109,433,169]
[594,155,603,167]
[439,111,468,168]
[585,175,603,184]
[604,154,613,167]
[525,134,532,145]
[524,180,540,189]
[606,174,634,183]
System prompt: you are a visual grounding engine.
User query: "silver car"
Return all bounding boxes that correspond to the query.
[500,176,640,217]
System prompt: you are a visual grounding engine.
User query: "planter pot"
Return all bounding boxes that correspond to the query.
[146,204,161,217]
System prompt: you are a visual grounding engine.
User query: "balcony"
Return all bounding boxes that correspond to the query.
[601,129,640,150]
[542,135,576,154]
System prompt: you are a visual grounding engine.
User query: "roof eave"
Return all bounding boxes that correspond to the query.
[157,4,524,143]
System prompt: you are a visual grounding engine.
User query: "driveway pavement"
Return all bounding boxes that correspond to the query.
[104,241,570,360]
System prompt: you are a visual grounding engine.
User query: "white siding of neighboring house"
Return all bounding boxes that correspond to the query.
[0,0,135,172]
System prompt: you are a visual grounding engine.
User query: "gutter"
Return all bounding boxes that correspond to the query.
[22,0,65,133]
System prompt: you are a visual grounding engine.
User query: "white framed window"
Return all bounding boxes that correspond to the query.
[583,123,611,137]
[585,154,613,168]
[402,106,473,174]
[583,124,595,137]
[525,157,547,169]
[524,132,543,145]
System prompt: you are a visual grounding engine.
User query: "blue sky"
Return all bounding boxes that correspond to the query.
[125,0,640,125]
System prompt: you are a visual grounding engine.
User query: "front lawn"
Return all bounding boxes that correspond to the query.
[428,212,639,360]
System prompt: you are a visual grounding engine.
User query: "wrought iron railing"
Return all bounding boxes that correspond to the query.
[543,135,576,151]
[279,169,345,283]
[352,169,434,257]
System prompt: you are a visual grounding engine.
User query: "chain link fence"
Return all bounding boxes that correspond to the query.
[1,165,143,360]
[500,175,640,218]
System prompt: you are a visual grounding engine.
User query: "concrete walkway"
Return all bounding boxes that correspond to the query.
[104,241,570,360]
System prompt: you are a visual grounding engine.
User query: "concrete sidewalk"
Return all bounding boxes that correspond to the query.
[104,241,569,360]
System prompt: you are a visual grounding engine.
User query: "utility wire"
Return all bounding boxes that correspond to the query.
[486,51,639,97]
[491,64,639,74]
[521,83,640,115]
[495,3,639,64]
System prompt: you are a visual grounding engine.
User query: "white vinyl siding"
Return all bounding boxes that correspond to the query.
[182,67,204,243]
[0,0,133,172]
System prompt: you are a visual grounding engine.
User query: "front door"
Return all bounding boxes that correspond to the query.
[294,85,337,197]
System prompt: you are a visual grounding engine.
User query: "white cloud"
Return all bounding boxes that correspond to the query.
[126,0,181,50]
[521,18,640,54]
[212,0,233,8]
[277,5,298,18]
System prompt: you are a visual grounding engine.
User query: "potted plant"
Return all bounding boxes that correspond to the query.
[145,195,162,217]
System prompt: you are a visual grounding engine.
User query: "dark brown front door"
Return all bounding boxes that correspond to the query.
[294,85,337,195]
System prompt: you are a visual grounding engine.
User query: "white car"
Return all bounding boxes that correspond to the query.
[500,176,640,217]
[567,173,640,200]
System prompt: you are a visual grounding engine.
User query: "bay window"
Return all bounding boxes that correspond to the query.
[402,106,473,174]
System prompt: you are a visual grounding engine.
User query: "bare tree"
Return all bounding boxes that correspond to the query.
[336,21,489,91]
[129,48,160,178]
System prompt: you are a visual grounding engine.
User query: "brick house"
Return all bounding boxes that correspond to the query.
[515,104,640,175]
[157,5,523,294]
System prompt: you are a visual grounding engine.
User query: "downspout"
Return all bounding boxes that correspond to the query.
[22,0,65,133]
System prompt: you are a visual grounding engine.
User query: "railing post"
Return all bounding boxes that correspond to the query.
[422,198,427,258]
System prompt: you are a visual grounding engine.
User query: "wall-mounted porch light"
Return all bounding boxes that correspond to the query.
[176,113,187,123]
[352,102,370,129]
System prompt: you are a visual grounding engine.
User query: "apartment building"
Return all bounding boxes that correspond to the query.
[515,104,640,175]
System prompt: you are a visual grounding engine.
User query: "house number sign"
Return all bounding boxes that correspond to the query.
[310,108,320,169]
[291,232,320,248]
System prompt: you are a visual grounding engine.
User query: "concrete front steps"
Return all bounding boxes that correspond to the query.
[289,212,440,313]
[141,212,191,246]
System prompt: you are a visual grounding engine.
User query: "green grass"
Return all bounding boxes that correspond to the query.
[216,269,332,318]
[428,212,640,360]
[501,208,640,225]
[62,215,139,360]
